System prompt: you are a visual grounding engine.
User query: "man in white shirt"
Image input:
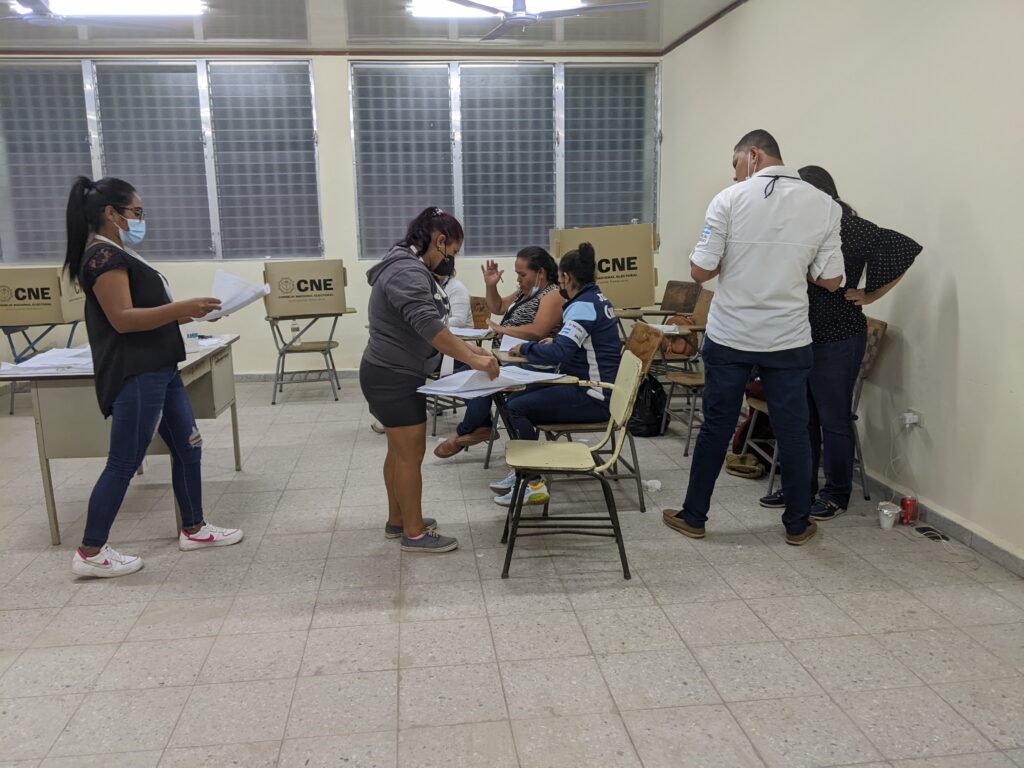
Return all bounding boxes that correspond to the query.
[664,130,845,546]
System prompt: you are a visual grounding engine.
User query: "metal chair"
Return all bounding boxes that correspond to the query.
[266,316,341,405]
[500,350,644,578]
[534,323,663,513]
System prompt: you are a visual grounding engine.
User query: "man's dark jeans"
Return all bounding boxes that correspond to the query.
[681,337,814,536]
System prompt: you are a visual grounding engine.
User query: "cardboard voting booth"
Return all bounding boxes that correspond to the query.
[0,266,85,326]
[263,260,349,318]
[549,223,656,309]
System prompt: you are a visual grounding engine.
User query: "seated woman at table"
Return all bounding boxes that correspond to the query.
[64,176,244,579]
[488,242,623,506]
[433,246,562,458]
[437,266,473,329]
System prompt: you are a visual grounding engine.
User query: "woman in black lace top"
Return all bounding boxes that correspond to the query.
[64,176,244,579]
[761,166,921,519]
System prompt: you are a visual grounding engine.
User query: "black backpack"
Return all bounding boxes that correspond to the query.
[628,374,667,437]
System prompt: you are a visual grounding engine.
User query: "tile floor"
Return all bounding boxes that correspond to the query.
[0,379,1022,767]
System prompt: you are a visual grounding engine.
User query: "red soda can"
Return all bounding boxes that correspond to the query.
[900,495,918,525]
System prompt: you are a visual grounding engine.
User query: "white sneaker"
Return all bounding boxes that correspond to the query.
[494,481,550,507]
[179,522,244,551]
[71,544,144,579]
[489,471,517,493]
[370,422,385,434]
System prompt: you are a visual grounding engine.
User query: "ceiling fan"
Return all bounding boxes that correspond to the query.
[446,0,649,41]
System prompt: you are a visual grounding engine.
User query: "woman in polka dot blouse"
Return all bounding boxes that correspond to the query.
[760,165,922,519]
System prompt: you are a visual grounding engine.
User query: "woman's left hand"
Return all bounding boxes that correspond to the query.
[487,319,502,334]
[844,288,874,306]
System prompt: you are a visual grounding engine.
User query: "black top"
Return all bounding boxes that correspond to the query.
[808,213,922,344]
[79,242,185,417]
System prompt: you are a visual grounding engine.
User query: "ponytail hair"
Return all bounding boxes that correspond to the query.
[516,245,557,284]
[798,165,857,218]
[559,241,597,287]
[397,206,464,255]
[64,176,136,282]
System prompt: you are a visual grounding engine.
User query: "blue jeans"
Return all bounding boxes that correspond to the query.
[83,369,204,547]
[456,395,494,437]
[505,385,610,442]
[808,331,867,507]
[681,337,814,535]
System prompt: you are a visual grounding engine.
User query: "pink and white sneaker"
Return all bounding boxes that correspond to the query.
[71,544,144,578]
[179,522,244,551]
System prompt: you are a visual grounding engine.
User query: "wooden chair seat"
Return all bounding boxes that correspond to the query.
[747,396,769,415]
[666,371,704,388]
[284,340,339,354]
[536,422,605,433]
[506,439,596,473]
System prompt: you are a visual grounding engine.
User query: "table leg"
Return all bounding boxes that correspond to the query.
[31,385,61,545]
[492,393,520,440]
[230,401,242,471]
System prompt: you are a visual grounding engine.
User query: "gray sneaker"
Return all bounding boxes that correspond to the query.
[400,530,459,553]
[385,518,437,539]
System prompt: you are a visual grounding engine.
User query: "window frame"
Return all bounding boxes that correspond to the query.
[349,59,661,260]
[0,57,323,264]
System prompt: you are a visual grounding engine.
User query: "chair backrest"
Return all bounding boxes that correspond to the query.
[659,280,703,313]
[692,289,714,324]
[624,322,664,375]
[470,296,490,329]
[609,350,644,429]
[860,317,888,379]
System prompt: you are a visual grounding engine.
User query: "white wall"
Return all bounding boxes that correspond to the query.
[659,0,1024,555]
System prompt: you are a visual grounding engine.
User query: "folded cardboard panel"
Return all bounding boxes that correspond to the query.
[263,260,349,318]
[0,266,85,326]
[549,223,656,309]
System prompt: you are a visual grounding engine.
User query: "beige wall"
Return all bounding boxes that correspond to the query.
[659,0,1024,555]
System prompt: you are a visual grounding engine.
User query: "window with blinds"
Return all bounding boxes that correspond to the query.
[96,63,213,260]
[209,62,321,259]
[351,64,454,259]
[461,65,555,256]
[350,62,658,260]
[565,66,658,229]
[0,63,93,263]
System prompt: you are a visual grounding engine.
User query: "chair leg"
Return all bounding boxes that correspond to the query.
[597,474,630,580]
[501,475,529,578]
[853,419,870,500]
[430,397,439,437]
[766,441,779,495]
[742,409,757,455]
[626,432,646,513]
[323,352,339,402]
[500,474,521,545]
[684,387,699,457]
[660,382,676,434]
[483,418,498,470]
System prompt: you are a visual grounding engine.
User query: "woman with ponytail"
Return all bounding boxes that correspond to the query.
[66,176,244,578]
[361,207,499,554]
[487,242,623,507]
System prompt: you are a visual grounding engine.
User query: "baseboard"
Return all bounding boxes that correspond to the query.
[865,471,1024,579]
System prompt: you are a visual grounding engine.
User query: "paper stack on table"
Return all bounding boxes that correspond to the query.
[418,365,563,399]
[198,270,270,322]
[8,347,94,375]
[646,323,680,335]
[498,332,528,352]
[450,327,491,339]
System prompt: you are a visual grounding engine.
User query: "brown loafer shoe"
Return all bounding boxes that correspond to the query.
[456,425,493,447]
[785,521,818,546]
[433,435,465,459]
[662,509,705,539]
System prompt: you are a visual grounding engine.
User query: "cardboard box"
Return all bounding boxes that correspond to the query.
[0,266,85,326]
[549,223,656,309]
[263,260,349,318]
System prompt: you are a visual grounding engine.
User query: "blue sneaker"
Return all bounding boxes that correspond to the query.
[489,471,517,493]
[494,480,549,507]
[810,498,845,521]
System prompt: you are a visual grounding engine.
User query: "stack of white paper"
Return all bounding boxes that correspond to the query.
[450,327,490,339]
[10,347,94,375]
[418,366,564,399]
[499,332,528,352]
[198,270,270,322]
[646,323,680,335]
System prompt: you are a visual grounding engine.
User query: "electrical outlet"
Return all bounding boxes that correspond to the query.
[900,409,923,429]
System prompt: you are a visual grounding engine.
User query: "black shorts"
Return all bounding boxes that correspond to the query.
[359,359,427,428]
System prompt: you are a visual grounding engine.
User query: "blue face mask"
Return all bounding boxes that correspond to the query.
[120,218,146,246]
[529,286,539,298]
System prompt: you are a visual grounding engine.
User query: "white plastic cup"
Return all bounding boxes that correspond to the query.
[180,322,201,354]
[877,502,899,530]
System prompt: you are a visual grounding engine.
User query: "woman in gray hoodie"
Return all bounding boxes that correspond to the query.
[360,207,499,554]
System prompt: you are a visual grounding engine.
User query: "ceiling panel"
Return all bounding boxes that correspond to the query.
[0,0,741,53]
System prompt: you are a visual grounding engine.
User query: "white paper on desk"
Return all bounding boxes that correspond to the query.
[439,355,455,377]
[198,270,270,322]
[417,365,562,399]
[647,323,680,335]
[498,332,528,352]
[13,346,93,374]
[449,327,490,339]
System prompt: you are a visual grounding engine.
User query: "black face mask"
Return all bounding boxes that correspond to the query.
[433,254,455,277]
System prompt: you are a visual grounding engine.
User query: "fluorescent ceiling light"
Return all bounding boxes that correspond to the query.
[409,0,584,19]
[48,0,205,16]
[9,1,32,14]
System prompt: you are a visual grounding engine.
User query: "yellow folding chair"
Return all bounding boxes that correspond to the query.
[499,350,645,579]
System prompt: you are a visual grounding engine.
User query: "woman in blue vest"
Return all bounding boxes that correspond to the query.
[489,242,623,506]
